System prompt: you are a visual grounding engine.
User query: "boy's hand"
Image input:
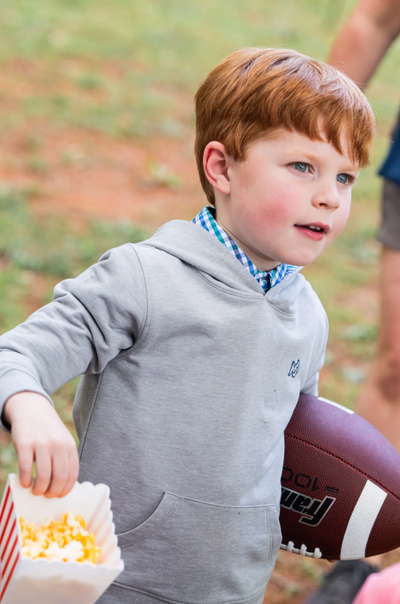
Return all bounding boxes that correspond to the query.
[3,392,79,498]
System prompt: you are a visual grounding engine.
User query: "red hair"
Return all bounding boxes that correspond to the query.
[195,47,375,204]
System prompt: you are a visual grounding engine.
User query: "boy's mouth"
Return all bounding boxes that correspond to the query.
[294,223,330,241]
[295,223,330,233]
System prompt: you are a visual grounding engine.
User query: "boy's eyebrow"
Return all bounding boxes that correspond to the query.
[284,149,360,172]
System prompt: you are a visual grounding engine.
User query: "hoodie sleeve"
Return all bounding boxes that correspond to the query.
[300,304,329,397]
[0,244,147,430]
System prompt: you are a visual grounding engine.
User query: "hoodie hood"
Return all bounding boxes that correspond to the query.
[139,220,307,314]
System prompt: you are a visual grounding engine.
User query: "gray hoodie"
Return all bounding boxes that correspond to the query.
[0,220,328,604]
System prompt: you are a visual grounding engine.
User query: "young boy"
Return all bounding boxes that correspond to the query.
[0,48,374,604]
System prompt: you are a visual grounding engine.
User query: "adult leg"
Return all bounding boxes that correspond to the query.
[357,179,400,453]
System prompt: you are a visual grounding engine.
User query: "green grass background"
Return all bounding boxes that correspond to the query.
[0,0,399,486]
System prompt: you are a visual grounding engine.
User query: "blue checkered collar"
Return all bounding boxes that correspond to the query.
[192,206,301,293]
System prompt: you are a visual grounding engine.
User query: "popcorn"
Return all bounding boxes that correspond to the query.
[0,475,124,604]
[19,513,102,564]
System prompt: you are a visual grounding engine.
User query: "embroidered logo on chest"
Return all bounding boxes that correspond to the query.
[288,359,300,378]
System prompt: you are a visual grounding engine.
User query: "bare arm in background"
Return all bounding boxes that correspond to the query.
[328,0,400,88]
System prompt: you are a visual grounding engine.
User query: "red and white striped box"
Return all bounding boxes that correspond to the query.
[0,474,124,604]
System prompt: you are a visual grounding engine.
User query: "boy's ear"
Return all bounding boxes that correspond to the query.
[203,142,231,195]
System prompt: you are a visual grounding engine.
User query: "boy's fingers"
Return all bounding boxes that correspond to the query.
[16,446,34,489]
[32,445,52,496]
[43,450,69,499]
[57,448,79,498]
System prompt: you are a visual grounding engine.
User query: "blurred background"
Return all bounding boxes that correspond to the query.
[0,0,399,601]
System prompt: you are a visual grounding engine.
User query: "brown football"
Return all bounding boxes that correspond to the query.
[280,393,400,560]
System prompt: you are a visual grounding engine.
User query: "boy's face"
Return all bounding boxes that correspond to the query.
[212,128,360,271]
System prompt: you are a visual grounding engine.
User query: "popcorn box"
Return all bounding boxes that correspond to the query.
[0,474,124,604]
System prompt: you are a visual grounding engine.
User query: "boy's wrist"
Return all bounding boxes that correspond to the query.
[2,391,50,426]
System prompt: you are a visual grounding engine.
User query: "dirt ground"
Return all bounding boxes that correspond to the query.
[1,122,203,229]
[3,122,400,602]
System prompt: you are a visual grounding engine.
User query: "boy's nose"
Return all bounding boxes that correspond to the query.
[312,185,340,210]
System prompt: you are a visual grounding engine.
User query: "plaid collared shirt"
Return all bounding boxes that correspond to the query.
[192,206,301,293]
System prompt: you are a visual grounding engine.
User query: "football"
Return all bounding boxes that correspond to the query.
[280,393,400,560]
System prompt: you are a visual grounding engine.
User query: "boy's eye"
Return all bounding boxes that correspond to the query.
[337,173,353,185]
[293,162,309,173]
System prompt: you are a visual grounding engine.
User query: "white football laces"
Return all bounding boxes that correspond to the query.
[280,541,322,558]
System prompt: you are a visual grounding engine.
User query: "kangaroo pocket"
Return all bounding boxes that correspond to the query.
[115,493,282,604]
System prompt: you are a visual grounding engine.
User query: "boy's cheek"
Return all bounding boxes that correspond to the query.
[338,205,351,232]
[236,208,277,236]
[329,208,351,243]
[246,199,293,227]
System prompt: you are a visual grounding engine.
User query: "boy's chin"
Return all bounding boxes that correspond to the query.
[279,250,323,267]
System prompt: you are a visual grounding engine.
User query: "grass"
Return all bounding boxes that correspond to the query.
[0,0,397,138]
[0,185,149,284]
